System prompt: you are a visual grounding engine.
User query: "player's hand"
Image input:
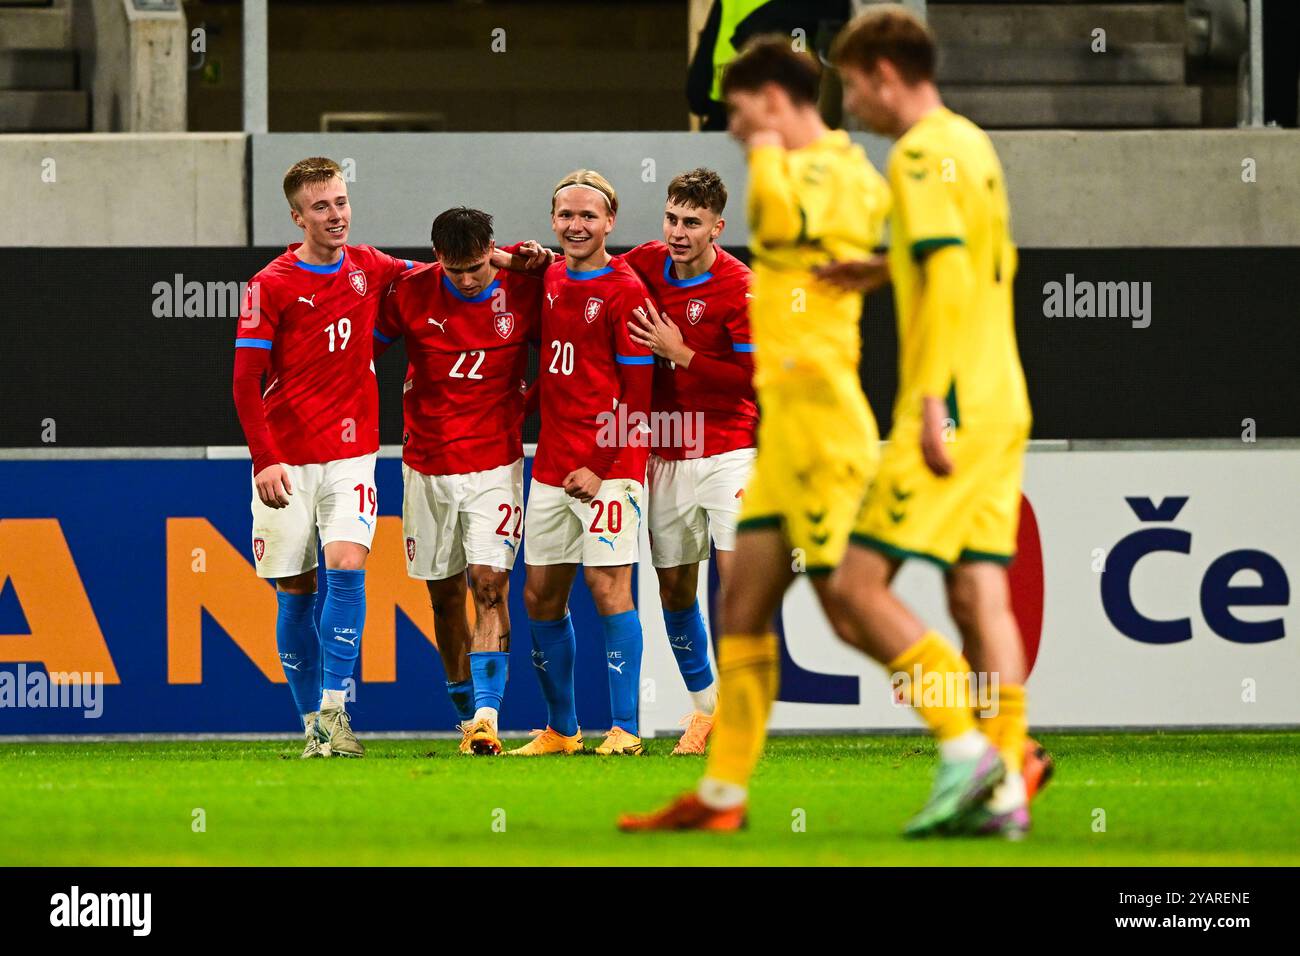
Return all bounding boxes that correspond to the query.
[494,240,554,273]
[920,396,955,478]
[747,129,783,151]
[814,255,890,295]
[563,467,602,502]
[631,298,694,367]
[254,464,294,508]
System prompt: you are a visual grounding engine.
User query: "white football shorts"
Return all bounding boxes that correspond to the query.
[250,451,378,580]
[647,446,756,567]
[402,458,524,580]
[524,477,644,567]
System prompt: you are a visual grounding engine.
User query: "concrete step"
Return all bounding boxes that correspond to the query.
[939,41,1185,85]
[943,84,1203,128]
[930,4,1186,47]
[0,1,70,51]
[0,88,87,131]
[0,49,75,89]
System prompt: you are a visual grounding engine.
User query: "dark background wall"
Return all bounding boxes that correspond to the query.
[2,246,1297,449]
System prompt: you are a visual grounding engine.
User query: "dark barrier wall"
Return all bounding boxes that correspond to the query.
[2,247,1297,448]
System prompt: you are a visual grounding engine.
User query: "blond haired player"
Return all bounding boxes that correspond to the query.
[232,157,413,758]
[821,7,1041,838]
[510,170,656,757]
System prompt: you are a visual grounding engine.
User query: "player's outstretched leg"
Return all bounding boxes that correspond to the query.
[620,529,792,831]
[945,561,1036,838]
[317,554,367,757]
[817,545,1004,837]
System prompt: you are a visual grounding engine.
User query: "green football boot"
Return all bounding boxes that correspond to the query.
[300,712,329,759]
[317,707,365,758]
[903,743,1005,838]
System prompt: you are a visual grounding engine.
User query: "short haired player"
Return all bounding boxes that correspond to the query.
[622,168,758,755]
[508,170,656,757]
[374,207,544,756]
[823,7,1045,837]
[622,35,1020,836]
[232,157,413,758]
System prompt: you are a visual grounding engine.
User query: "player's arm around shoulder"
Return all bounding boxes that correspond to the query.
[373,270,414,357]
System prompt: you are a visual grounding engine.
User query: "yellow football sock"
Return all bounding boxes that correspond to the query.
[888,631,977,742]
[704,633,779,788]
[982,683,1027,774]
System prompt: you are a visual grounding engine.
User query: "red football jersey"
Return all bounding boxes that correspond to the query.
[235,243,411,466]
[533,256,654,486]
[376,260,541,476]
[624,241,757,460]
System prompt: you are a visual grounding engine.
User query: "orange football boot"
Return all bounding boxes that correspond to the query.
[619,792,746,832]
[1024,737,1055,800]
[671,712,714,755]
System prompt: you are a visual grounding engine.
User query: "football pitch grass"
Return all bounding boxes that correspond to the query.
[1,731,1296,867]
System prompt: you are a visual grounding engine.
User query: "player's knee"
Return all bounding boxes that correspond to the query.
[325,548,368,572]
[523,582,563,620]
[426,578,467,617]
[469,568,508,610]
[657,574,696,612]
[276,569,317,595]
[584,570,632,615]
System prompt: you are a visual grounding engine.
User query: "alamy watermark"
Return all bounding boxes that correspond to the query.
[0,665,104,719]
[890,665,999,716]
[1042,274,1151,328]
[596,403,706,459]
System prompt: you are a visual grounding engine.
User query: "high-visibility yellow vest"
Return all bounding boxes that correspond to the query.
[708,0,772,103]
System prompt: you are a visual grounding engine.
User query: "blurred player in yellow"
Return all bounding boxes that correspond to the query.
[620,35,1003,835]
[816,6,1038,838]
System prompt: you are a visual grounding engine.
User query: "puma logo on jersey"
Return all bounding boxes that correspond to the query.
[427,317,448,332]
[546,293,559,308]
[608,660,626,675]
[357,515,373,531]
[297,294,316,308]
[333,633,359,646]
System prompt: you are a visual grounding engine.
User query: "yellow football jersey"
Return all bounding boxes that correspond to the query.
[887,107,1030,431]
[746,129,890,387]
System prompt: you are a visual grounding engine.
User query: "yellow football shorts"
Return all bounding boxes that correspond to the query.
[737,374,880,574]
[852,424,1029,568]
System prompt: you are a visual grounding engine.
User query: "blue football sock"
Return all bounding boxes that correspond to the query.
[320,568,365,693]
[601,609,644,735]
[663,600,714,693]
[470,651,509,714]
[445,679,475,722]
[528,615,577,736]
[276,591,321,718]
